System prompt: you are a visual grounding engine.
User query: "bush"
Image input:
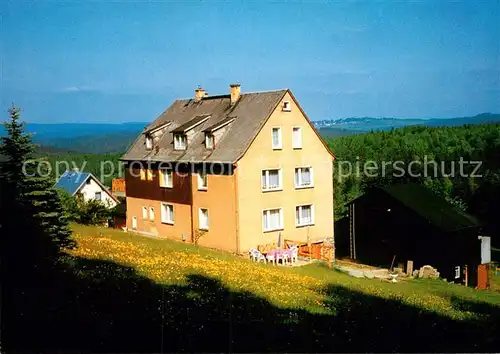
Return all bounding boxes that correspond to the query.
[74,196,112,225]
[57,189,78,220]
[58,190,110,225]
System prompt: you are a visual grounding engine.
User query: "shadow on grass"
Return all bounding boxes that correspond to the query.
[3,257,500,353]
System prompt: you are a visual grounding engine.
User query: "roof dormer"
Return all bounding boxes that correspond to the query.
[172,114,211,134]
[145,134,153,150]
[202,116,236,149]
[173,133,187,150]
[171,114,211,150]
[205,133,214,149]
[143,121,172,150]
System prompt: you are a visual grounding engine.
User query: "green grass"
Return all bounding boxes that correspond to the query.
[491,269,500,292]
[16,224,500,352]
[70,224,500,316]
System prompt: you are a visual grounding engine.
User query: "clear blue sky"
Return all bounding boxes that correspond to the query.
[1,0,499,123]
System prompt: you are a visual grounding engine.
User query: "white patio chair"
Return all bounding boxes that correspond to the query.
[266,251,276,265]
[289,246,298,264]
[253,249,266,263]
[249,248,258,261]
[276,250,288,266]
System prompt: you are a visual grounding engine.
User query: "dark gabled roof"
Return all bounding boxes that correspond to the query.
[121,88,335,164]
[121,89,289,163]
[203,116,236,133]
[349,183,479,233]
[171,114,211,133]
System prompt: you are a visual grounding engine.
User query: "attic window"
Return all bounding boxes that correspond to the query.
[145,135,153,150]
[174,134,187,150]
[283,101,291,112]
[205,133,214,149]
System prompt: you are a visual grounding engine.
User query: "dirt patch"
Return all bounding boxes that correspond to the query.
[335,259,381,270]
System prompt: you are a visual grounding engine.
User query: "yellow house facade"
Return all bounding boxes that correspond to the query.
[236,91,334,251]
[121,85,335,255]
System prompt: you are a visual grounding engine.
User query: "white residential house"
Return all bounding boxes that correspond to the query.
[54,169,118,208]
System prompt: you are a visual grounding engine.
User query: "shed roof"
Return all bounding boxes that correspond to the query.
[203,116,236,133]
[171,114,211,133]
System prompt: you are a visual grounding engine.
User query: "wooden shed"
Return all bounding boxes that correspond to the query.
[335,183,485,285]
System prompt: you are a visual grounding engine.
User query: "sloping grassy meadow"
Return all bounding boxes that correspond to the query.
[69,224,500,321]
[17,223,493,352]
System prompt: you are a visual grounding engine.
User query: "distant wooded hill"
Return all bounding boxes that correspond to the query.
[318,113,500,138]
[327,122,500,240]
[1,122,148,154]
[2,113,499,154]
[27,120,500,240]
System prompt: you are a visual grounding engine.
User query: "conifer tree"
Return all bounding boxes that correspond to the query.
[1,106,76,352]
[0,106,74,273]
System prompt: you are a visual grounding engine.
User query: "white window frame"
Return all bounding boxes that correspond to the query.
[454,266,461,279]
[205,134,214,149]
[262,208,284,232]
[261,168,283,192]
[292,126,302,149]
[149,207,155,221]
[94,191,102,201]
[145,135,153,150]
[142,206,148,219]
[159,168,173,188]
[199,208,209,230]
[132,216,137,229]
[198,172,208,190]
[161,202,174,225]
[174,134,187,150]
[294,167,314,189]
[295,204,315,227]
[283,101,292,112]
[271,127,282,150]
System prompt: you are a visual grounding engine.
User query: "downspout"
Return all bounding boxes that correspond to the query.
[353,201,356,260]
[188,165,195,243]
[233,162,240,254]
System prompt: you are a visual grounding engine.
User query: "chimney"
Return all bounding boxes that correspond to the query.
[194,87,206,102]
[230,84,241,105]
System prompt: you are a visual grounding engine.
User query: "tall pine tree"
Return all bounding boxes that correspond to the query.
[1,106,77,352]
[1,106,75,272]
